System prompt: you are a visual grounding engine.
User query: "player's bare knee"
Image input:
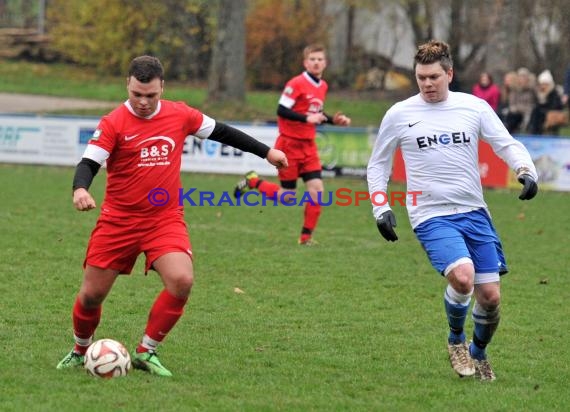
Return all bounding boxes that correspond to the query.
[474,281,501,308]
[447,264,475,294]
[306,180,324,194]
[182,273,194,292]
[478,291,501,309]
[279,188,296,202]
[168,273,193,297]
[80,291,106,308]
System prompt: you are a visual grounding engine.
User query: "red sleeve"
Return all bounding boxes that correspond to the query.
[283,77,303,102]
[89,115,118,153]
[177,102,204,135]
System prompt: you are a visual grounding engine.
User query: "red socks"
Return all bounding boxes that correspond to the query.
[301,203,321,240]
[72,297,101,355]
[137,289,188,353]
[256,180,280,198]
[248,176,259,188]
[72,291,188,355]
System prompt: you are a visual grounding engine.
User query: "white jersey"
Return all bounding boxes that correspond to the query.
[367,91,538,229]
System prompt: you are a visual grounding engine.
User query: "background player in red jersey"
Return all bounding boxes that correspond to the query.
[56,55,288,376]
[234,44,351,245]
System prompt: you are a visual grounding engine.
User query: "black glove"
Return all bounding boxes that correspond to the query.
[518,174,538,200]
[376,210,398,242]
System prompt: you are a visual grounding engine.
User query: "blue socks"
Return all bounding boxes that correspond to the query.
[470,302,501,360]
[444,285,472,344]
[469,341,486,360]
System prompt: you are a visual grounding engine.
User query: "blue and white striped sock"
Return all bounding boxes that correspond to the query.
[471,302,501,360]
[444,284,473,344]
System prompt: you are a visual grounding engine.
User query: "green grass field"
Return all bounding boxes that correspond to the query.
[1,164,569,411]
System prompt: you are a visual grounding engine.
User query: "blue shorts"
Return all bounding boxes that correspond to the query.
[414,208,507,277]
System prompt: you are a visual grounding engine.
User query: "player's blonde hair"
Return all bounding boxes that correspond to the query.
[303,44,326,59]
[414,40,453,71]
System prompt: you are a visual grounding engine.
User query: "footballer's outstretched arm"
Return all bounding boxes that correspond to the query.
[72,144,110,211]
[73,157,100,191]
[72,157,101,211]
[277,104,307,122]
[277,104,326,124]
[207,122,288,169]
[207,122,270,157]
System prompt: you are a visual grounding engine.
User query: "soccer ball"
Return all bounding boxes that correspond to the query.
[84,338,131,378]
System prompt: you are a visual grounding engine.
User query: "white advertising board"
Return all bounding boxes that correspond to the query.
[0,115,278,176]
[2,115,570,191]
[0,115,95,165]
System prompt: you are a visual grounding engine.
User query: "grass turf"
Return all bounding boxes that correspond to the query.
[0,164,569,411]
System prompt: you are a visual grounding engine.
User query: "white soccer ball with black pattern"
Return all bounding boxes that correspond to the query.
[84,338,131,378]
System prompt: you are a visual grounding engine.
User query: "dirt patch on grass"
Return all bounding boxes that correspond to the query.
[0,92,115,113]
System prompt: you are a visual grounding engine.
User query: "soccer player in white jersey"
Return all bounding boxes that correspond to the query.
[367,40,538,381]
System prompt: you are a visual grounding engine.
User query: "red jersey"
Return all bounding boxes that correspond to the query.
[277,71,328,140]
[87,100,204,217]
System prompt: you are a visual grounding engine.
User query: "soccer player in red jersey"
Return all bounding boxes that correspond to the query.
[56,56,288,376]
[234,44,351,245]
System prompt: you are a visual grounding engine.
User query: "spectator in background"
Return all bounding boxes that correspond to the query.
[504,67,536,134]
[528,70,564,135]
[498,71,517,124]
[563,66,570,110]
[472,72,501,112]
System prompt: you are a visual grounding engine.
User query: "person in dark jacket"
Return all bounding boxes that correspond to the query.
[527,70,564,135]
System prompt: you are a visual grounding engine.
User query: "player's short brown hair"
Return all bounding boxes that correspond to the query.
[128,56,164,83]
[414,40,453,71]
[303,44,326,59]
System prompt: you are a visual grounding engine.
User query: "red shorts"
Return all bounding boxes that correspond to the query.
[84,211,192,275]
[274,135,321,182]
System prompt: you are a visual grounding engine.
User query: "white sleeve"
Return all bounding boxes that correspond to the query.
[367,109,400,219]
[278,94,295,108]
[82,144,110,165]
[479,105,538,180]
[193,114,216,139]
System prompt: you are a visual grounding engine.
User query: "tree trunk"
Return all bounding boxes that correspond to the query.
[486,0,520,83]
[208,0,246,102]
